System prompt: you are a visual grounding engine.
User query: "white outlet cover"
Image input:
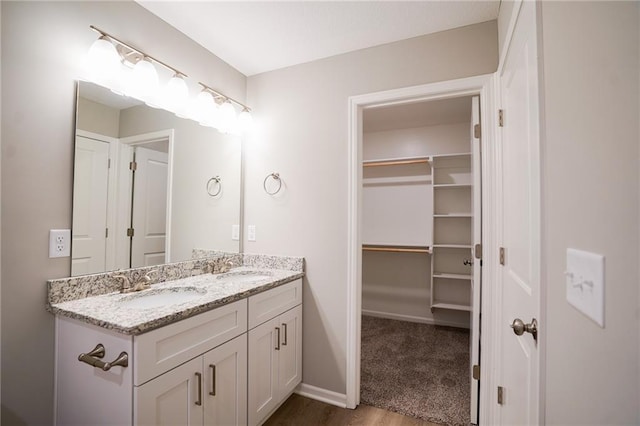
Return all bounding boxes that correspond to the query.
[231,224,240,241]
[49,229,71,258]
[248,225,256,242]
[566,248,605,327]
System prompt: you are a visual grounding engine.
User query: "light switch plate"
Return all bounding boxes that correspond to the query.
[566,248,605,327]
[231,225,240,241]
[247,225,256,242]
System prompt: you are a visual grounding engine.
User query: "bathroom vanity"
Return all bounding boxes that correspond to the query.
[48,255,303,426]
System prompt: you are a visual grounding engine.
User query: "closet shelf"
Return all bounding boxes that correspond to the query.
[431,152,471,160]
[433,214,472,218]
[432,244,473,249]
[431,302,472,312]
[363,156,431,168]
[362,244,431,254]
[433,183,472,188]
[433,273,472,280]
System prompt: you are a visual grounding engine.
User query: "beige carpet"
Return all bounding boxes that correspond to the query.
[360,315,471,426]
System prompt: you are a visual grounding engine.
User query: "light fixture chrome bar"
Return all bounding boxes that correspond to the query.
[198,82,251,112]
[90,25,187,77]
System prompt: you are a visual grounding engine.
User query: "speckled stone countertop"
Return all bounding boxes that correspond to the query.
[49,267,303,335]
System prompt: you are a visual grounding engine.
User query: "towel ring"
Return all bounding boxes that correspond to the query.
[263,172,282,195]
[206,176,222,197]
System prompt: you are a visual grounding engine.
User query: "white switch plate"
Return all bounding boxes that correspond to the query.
[231,225,240,241]
[49,229,71,258]
[566,248,605,327]
[247,225,256,242]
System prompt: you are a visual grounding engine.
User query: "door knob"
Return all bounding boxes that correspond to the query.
[511,318,538,341]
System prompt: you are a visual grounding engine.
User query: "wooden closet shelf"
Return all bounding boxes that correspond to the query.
[363,157,431,168]
[362,244,431,254]
[431,302,472,312]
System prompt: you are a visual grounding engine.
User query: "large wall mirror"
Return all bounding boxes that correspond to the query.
[71,81,242,276]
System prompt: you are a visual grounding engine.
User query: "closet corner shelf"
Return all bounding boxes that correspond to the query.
[433,183,472,188]
[431,302,472,312]
[433,214,472,218]
[432,244,473,249]
[362,244,431,254]
[431,152,471,160]
[433,273,472,280]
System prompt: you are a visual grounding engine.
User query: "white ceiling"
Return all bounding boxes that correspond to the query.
[136,1,500,76]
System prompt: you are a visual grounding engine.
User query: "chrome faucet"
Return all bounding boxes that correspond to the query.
[114,271,155,293]
[219,260,235,273]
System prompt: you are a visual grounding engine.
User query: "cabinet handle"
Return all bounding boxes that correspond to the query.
[282,323,288,346]
[275,327,281,350]
[195,372,202,406]
[209,364,216,396]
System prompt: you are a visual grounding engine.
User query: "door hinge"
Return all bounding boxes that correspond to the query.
[474,243,483,260]
[472,364,480,380]
[127,228,135,237]
[105,228,109,238]
[497,386,505,404]
[499,247,506,265]
[108,159,111,169]
[498,109,504,127]
[474,123,481,139]
[129,161,137,171]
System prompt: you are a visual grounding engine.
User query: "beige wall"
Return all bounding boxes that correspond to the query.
[540,2,639,423]
[245,21,498,394]
[0,1,246,424]
[76,97,120,138]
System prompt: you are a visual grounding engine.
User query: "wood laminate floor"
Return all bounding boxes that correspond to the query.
[264,394,441,426]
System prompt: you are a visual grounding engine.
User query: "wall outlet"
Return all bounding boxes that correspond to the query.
[231,224,240,241]
[49,229,71,258]
[248,225,256,242]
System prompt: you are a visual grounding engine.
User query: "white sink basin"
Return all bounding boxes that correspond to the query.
[118,287,206,310]
[215,271,273,284]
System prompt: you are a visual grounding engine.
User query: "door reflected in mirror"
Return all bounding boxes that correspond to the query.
[72,81,241,276]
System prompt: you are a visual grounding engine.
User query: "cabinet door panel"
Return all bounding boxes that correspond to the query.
[135,357,203,426]
[204,334,248,426]
[248,317,279,426]
[279,305,302,396]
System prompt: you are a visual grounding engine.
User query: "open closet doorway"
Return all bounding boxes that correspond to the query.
[356,92,482,425]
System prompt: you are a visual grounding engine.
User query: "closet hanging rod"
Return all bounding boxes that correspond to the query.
[363,158,431,168]
[362,245,431,254]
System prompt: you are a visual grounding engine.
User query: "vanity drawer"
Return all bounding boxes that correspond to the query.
[248,279,302,329]
[133,299,247,385]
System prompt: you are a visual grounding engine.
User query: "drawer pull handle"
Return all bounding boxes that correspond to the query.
[195,372,202,406]
[78,344,128,371]
[275,327,281,351]
[282,323,288,346]
[209,364,216,396]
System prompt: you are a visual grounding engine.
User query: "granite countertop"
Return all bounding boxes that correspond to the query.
[49,267,304,335]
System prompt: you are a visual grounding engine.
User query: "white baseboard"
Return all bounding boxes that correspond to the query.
[362,309,469,329]
[295,383,347,408]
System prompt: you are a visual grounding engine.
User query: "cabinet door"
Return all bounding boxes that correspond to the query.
[278,305,302,396]
[203,334,248,426]
[135,357,204,426]
[248,316,280,426]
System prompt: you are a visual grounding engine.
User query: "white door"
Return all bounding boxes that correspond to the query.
[470,95,481,424]
[72,136,110,276]
[498,1,541,423]
[203,335,248,426]
[248,316,280,426]
[131,146,168,267]
[278,305,303,395]
[135,357,203,426]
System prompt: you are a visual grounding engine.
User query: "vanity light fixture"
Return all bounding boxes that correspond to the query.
[84,25,253,134]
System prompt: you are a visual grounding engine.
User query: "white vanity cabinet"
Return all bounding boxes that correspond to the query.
[55,279,302,426]
[247,281,303,426]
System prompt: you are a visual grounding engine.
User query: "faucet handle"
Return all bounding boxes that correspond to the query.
[113,274,132,293]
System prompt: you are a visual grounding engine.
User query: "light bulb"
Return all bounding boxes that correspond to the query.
[237,109,253,133]
[127,57,159,101]
[83,36,121,84]
[218,100,237,133]
[164,74,189,113]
